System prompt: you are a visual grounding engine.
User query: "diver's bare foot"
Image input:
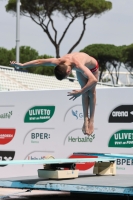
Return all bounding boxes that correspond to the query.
[86,120,94,136]
[82,119,89,135]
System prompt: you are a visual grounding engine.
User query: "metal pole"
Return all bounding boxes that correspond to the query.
[16,0,20,62]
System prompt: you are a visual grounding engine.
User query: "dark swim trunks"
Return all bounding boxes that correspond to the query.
[90,62,99,73]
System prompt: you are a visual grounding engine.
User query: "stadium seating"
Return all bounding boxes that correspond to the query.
[0,66,110,91]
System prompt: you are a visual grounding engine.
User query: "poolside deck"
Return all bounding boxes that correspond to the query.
[0,173,133,196]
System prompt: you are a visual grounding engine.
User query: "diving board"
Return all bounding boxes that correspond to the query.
[0,157,115,165]
[73,152,133,159]
[0,157,116,179]
[72,152,133,177]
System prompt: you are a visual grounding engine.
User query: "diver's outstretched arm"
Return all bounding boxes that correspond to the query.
[10,58,59,69]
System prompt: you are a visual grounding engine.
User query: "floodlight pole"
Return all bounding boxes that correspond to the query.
[16,0,20,62]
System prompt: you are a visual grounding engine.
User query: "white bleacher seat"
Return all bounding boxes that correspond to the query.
[0,66,111,91]
[0,67,81,91]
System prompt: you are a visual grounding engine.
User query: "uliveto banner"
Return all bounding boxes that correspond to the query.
[0,88,133,178]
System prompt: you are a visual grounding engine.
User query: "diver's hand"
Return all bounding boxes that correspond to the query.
[10,61,23,69]
[67,90,82,100]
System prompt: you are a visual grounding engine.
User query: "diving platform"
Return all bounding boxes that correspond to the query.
[0,174,133,196]
[0,152,133,196]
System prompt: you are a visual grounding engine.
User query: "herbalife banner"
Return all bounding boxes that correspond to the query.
[0,87,133,178]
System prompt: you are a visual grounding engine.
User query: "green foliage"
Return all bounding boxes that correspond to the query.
[10,46,39,73]
[123,44,133,70]
[32,66,54,76]
[58,0,112,17]
[11,46,39,63]
[5,0,112,57]
[38,54,54,59]
[81,44,122,61]
[32,54,55,76]
[6,0,112,17]
[1,43,133,82]
[80,44,126,83]
[80,44,126,70]
[0,47,15,67]
[122,44,133,76]
[5,0,16,13]
[0,45,75,77]
[2,45,55,76]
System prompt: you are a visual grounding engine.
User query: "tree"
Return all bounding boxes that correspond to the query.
[80,44,124,85]
[36,54,74,77]
[0,47,15,67]
[123,44,133,75]
[11,46,39,63]
[10,46,39,73]
[11,46,55,75]
[33,54,55,76]
[5,0,112,58]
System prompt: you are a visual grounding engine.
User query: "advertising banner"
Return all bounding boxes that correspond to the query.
[0,87,133,178]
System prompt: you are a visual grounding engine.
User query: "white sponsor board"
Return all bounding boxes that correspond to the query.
[0,88,133,178]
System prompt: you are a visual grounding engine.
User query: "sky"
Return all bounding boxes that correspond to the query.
[0,0,133,57]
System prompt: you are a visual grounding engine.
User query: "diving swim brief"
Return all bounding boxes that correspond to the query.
[90,62,99,73]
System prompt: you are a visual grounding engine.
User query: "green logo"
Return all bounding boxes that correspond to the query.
[24,106,55,123]
[108,130,133,148]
